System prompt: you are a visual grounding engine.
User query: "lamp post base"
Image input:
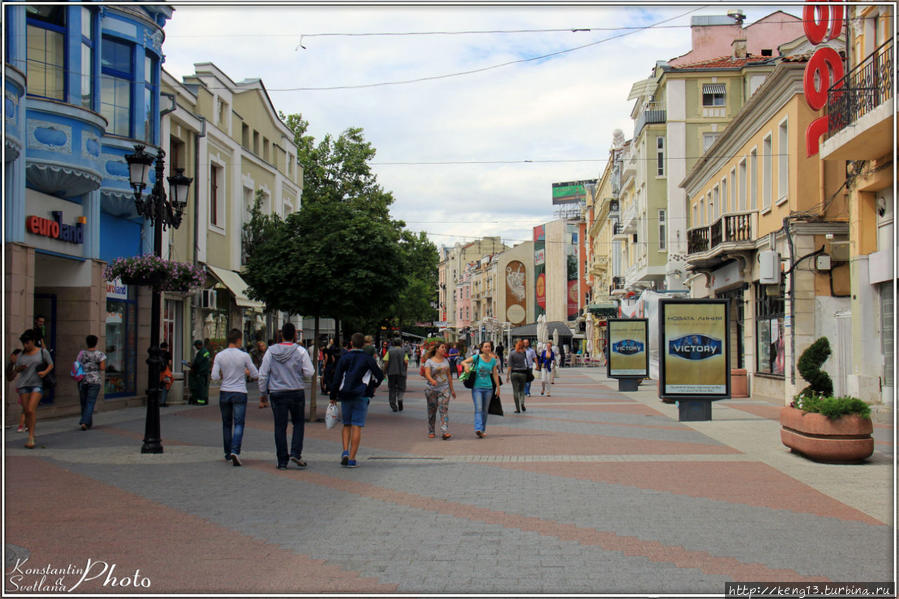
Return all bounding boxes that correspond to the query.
[141,439,164,454]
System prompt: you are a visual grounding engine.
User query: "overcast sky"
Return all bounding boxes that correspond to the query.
[161,3,797,250]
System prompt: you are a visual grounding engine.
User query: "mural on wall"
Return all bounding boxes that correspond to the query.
[505,260,527,326]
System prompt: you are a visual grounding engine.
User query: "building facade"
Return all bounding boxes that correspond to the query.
[5,2,173,421]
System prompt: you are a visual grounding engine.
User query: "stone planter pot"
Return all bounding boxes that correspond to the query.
[780,406,874,463]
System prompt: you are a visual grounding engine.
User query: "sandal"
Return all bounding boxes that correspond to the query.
[24,441,35,449]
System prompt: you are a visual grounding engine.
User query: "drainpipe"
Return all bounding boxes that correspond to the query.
[782,217,796,386]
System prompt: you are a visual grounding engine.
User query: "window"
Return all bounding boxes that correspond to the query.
[658,209,666,250]
[101,37,133,137]
[144,53,157,142]
[693,203,699,228]
[739,159,747,210]
[26,5,65,100]
[253,130,259,155]
[80,8,93,108]
[749,149,758,210]
[713,185,720,220]
[707,192,713,224]
[703,133,719,152]
[210,164,222,227]
[729,169,736,212]
[106,296,137,397]
[241,123,249,148]
[755,281,785,375]
[762,134,773,210]
[702,83,726,106]
[656,136,665,176]
[218,98,227,126]
[700,197,705,226]
[263,138,269,162]
[777,119,789,203]
[163,299,182,373]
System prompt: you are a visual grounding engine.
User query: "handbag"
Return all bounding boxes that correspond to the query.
[40,348,56,390]
[488,390,504,416]
[325,402,340,430]
[460,356,478,389]
[526,368,534,383]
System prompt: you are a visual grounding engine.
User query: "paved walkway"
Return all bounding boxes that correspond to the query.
[3,368,895,594]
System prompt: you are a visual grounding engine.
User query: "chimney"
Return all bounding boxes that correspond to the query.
[732,37,747,58]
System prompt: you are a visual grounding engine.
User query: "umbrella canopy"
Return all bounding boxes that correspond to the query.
[536,314,548,345]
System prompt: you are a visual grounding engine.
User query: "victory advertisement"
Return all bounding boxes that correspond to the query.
[607,318,648,378]
[659,300,730,398]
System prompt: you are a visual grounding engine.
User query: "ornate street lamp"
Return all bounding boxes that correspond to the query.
[124,145,192,453]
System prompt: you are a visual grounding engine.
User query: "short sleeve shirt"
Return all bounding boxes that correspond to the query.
[473,356,496,389]
[77,349,107,385]
[424,358,450,391]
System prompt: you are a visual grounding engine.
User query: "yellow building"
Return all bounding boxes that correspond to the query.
[820,4,895,406]
[160,63,302,371]
[681,58,850,404]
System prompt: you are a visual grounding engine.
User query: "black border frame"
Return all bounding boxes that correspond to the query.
[658,299,731,401]
[606,318,649,379]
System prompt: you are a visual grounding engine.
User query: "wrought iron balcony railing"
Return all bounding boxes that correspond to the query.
[827,39,894,136]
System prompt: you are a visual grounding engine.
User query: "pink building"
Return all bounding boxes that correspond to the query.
[668,12,804,67]
[455,270,472,331]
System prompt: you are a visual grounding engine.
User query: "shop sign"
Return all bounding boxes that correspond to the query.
[607,318,649,378]
[106,278,128,300]
[658,299,730,398]
[802,0,844,156]
[26,211,85,244]
[710,261,742,292]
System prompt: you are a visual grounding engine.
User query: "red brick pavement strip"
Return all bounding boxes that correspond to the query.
[266,467,829,583]
[492,461,885,526]
[176,404,740,456]
[4,456,399,594]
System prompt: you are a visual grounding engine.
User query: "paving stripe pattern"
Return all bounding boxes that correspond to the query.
[4,368,893,594]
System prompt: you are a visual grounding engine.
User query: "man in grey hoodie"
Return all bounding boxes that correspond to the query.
[258,322,315,470]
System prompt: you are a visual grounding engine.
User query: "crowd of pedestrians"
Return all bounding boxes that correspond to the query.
[7,318,569,469]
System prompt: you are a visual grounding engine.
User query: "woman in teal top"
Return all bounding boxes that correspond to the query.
[461,341,501,438]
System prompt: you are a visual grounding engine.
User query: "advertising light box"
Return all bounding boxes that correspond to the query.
[659,299,730,399]
[607,318,648,378]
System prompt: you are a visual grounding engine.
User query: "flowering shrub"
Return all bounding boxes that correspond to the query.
[104,255,206,292]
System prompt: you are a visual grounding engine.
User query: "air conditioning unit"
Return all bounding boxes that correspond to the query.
[759,250,780,284]
[200,288,217,308]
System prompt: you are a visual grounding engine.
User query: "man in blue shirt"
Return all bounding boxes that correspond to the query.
[330,333,384,468]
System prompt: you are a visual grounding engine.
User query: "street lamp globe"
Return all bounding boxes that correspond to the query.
[124,145,155,200]
[167,167,192,214]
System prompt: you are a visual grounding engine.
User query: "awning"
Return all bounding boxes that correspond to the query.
[206,265,265,311]
[702,83,726,95]
[587,303,619,317]
[627,78,658,101]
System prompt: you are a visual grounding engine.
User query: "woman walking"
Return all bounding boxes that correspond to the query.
[461,341,501,438]
[506,339,529,413]
[6,330,53,448]
[423,343,455,440]
[76,335,106,430]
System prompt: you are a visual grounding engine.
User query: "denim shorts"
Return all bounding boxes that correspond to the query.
[341,396,369,427]
[17,386,42,395]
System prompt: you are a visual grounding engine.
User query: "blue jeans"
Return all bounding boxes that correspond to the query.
[79,382,101,428]
[471,387,492,432]
[159,386,168,406]
[270,390,305,466]
[219,391,248,456]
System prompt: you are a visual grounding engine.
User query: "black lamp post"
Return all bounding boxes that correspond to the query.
[124,144,192,453]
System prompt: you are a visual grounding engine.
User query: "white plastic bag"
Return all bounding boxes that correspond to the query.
[325,402,339,430]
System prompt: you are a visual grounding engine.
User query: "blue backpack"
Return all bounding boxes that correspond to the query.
[71,360,85,382]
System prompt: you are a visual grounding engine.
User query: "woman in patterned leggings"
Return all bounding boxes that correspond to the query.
[423,343,456,440]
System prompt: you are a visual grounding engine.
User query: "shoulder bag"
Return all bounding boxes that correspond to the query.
[41,348,57,390]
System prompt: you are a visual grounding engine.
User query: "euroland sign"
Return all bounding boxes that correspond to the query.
[803,0,844,157]
[26,211,86,245]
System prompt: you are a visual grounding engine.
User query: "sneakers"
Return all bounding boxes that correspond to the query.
[290,456,307,469]
[276,464,288,470]
[475,430,485,439]
[522,405,526,412]
[340,450,349,466]
[345,459,358,468]
[442,433,453,440]
[428,432,436,439]
[398,400,403,411]
[16,425,24,433]
[229,453,242,467]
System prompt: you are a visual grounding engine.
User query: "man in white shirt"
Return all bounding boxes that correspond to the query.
[258,322,315,470]
[211,328,258,466]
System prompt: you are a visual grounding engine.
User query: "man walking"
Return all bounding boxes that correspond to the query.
[523,339,537,397]
[258,322,314,470]
[330,333,383,468]
[538,340,555,397]
[188,340,211,405]
[211,329,258,466]
[384,338,408,412]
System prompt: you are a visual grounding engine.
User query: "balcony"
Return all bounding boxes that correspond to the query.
[822,39,895,161]
[611,221,628,241]
[686,211,757,267]
[634,106,667,138]
[620,201,639,233]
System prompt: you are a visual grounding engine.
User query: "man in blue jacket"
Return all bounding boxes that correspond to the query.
[258,322,315,470]
[330,332,383,468]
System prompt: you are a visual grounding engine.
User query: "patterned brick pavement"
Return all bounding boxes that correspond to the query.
[3,367,894,594]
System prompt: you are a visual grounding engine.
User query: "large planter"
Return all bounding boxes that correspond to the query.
[780,406,874,463]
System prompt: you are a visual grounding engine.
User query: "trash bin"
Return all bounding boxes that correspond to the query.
[731,368,749,398]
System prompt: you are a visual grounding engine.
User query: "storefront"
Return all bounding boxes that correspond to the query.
[105,279,138,397]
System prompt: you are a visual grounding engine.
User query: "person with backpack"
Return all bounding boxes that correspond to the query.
[330,332,384,468]
[537,340,555,397]
[6,330,53,448]
[75,335,106,430]
[188,340,211,405]
[258,322,315,470]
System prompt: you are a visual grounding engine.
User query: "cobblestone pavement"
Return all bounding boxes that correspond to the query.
[3,368,895,595]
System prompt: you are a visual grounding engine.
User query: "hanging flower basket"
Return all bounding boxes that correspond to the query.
[104,255,206,293]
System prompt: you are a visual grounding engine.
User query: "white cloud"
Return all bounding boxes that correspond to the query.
[161,3,798,249]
